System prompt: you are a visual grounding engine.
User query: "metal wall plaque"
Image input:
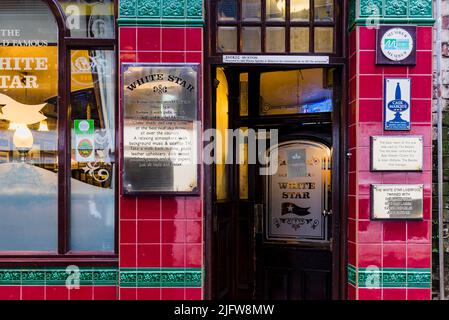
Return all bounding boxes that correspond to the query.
[223,55,330,64]
[376,26,416,65]
[371,136,423,171]
[384,78,411,131]
[122,63,200,195]
[371,184,423,220]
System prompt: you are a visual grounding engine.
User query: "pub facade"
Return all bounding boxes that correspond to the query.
[0,0,435,300]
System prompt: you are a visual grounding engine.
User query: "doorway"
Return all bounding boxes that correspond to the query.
[207,66,344,300]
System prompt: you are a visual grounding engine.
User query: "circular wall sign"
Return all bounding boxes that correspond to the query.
[380,27,414,62]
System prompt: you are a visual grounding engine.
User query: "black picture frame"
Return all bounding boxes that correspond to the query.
[376,25,417,65]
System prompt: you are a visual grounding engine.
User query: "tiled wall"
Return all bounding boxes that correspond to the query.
[347,26,433,300]
[118,26,204,300]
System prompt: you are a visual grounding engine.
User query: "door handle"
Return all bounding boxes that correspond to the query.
[322,209,333,217]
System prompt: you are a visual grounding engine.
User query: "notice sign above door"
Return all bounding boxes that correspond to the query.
[384,78,411,131]
[372,184,423,220]
[371,136,423,171]
[376,26,416,65]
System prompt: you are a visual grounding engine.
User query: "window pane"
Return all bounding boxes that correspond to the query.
[291,0,310,21]
[266,27,285,53]
[260,69,333,115]
[217,0,237,21]
[240,73,249,116]
[314,27,334,53]
[314,0,334,22]
[217,26,237,52]
[291,27,310,52]
[241,27,261,52]
[0,0,58,251]
[70,50,115,252]
[58,0,115,38]
[266,0,285,21]
[216,68,229,200]
[239,127,248,200]
[242,0,261,21]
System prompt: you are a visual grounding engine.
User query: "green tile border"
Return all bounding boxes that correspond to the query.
[120,268,202,288]
[348,264,431,289]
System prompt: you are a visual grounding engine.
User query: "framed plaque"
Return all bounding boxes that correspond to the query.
[121,63,200,195]
[384,78,411,131]
[376,25,416,65]
[371,136,423,171]
[371,184,423,220]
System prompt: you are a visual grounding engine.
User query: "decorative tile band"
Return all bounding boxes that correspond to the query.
[120,268,202,288]
[348,265,431,288]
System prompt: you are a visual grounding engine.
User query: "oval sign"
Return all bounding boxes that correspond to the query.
[380,27,414,62]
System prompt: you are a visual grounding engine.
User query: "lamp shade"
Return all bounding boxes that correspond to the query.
[13,124,34,149]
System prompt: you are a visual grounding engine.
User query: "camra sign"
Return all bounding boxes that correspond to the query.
[376,26,416,65]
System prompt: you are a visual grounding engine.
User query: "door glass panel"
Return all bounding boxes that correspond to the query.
[259,69,333,116]
[239,73,249,116]
[216,68,229,200]
[217,0,237,21]
[291,0,310,21]
[265,140,331,242]
[314,0,334,22]
[239,127,249,200]
[217,26,238,52]
[266,0,285,21]
[241,27,261,52]
[291,27,310,53]
[266,27,285,53]
[242,0,261,21]
[314,27,334,53]
[0,0,58,251]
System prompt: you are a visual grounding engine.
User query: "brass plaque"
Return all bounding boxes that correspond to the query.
[371,184,423,220]
[371,136,423,171]
[122,64,199,195]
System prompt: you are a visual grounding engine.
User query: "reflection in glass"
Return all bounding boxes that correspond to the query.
[291,0,310,21]
[0,0,58,251]
[240,73,249,116]
[314,27,334,53]
[70,50,115,252]
[314,0,334,21]
[58,0,115,38]
[266,0,285,21]
[216,68,229,200]
[266,27,285,53]
[217,27,238,52]
[241,27,261,52]
[217,0,237,21]
[291,27,310,52]
[239,127,249,200]
[242,0,261,21]
[259,69,333,115]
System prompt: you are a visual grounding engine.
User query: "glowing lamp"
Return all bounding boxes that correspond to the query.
[38,119,49,132]
[13,124,34,163]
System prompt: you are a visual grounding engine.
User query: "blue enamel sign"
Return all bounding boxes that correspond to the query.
[384,78,411,131]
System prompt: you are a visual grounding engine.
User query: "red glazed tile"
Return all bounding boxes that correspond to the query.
[119,244,137,268]
[422,197,431,220]
[407,221,430,243]
[161,288,185,300]
[349,77,357,103]
[162,52,186,63]
[382,172,407,184]
[137,288,161,300]
[348,219,356,243]
[359,27,376,51]
[348,284,356,300]
[359,51,382,75]
[358,172,382,195]
[407,244,431,268]
[349,54,357,80]
[358,244,382,268]
[406,171,432,185]
[359,197,371,220]
[186,52,202,64]
[137,27,161,51]
[119,52,137,63]
[383,221,406,243]
[409,51,432,75]
[349,29,357,55]
[383,244,406,268]
[186,198,202,219]
[407,288,431,300]
[348,241,357,266]
[348,195,356,219]
[120,196,136,220]
[162,244,186,267]
[69,286,94,300]
[411,99,432,123]
[383,66,408,75]
[349,101,357,125]
[162,197,186,219]
[186,28,202,51]
[410,75,432,99]
[46,286,69,300]
[349,148,357,172]
[358,148,371,172]
[408,124,433,146]
[422,148,432,171]
[119,288,137,300]
[416,27,432,51]
[358,288,381,300]
[22,286,45,300]
[348,172,356,196]
[359,75,382,99]
[137,51,161,63]
[162,220,187,243]
[137,220,161,243]
[120,220,136,244]
[348,124,357,149]
[137,197,161,219]
[359,99,382,123]
[137,244,161,267]
[119,27,136,51]
[358,123,383,147]
[94,286,118,300]
[383,288,406,300]
[185,288,202,300]
[358,220,382,243]
[186,244,202,267]
[162,28,185,51]
[186,220,202,243]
